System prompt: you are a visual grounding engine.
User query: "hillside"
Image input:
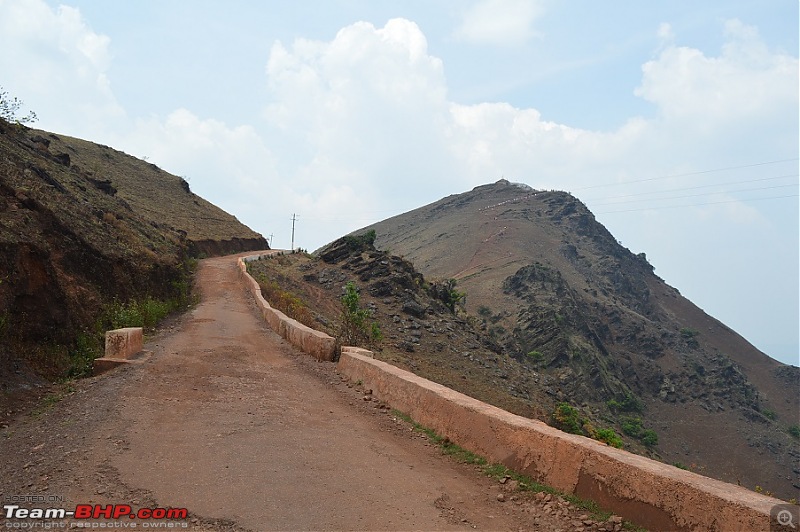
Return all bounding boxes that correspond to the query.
[353,179,799,500]
[0,121,267,394]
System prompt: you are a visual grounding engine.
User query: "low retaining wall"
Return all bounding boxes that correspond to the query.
[338,350,781,532]
[238,253,336,361]
[93,327,148,375]
[238,253,784,530]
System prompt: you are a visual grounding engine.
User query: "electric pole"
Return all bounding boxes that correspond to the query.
[268,233,274,247]
[290,214,297,251]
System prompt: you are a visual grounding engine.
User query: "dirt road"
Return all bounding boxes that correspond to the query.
[1,254,615,531]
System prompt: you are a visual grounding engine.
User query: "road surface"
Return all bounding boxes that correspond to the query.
[1,253,618,531]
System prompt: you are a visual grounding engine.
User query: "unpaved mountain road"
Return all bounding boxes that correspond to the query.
[1,254,617,531]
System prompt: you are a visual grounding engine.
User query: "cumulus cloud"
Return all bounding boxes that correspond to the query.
[255,16,797,247]
[263,18,454,212]
[454,0,544,46]
[0,0,124,139]
[636,19,797,149]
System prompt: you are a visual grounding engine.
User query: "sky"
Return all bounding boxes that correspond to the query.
[1,0,797,365]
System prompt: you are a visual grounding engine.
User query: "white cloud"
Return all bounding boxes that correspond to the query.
[454,0,544,46]
[263,19,453,210]
[636,20,797,137]
[0,0,123,139]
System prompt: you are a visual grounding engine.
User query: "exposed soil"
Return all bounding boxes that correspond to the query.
[0,253,627,531]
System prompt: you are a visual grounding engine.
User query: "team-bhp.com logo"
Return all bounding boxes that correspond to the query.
[4,504,188,528]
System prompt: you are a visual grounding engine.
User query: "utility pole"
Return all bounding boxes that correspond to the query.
[268,233,274,247]
[290,214,297,251]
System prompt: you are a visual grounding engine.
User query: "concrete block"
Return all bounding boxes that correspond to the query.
[104,327,143,359]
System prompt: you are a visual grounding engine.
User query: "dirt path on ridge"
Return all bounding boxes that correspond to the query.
[0,253,617,531]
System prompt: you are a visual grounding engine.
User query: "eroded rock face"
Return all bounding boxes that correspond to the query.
[0,123,267,388]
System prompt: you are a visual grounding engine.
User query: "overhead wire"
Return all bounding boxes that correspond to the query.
[589,182,799,207]
[595,193,799,215]
[571,157,799,191]
[581,173,798,202]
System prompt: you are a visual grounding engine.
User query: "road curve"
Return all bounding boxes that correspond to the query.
[3,253,563,531]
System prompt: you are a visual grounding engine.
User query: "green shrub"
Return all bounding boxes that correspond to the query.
[343,229,376,250]
[527,350,543,363]
[430,278,465,313]
[0,86,38,125]
[680,328,700,348]
[339,281,382,347]
[788,425,800,439]
[762,409,777,421]
[552,403,584,435]
[593,428,623,448]
[640,429,659,448]
[621,417,643,438]
[606,393,643,413]
[67,332,101,378]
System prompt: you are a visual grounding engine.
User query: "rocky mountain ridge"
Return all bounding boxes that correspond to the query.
[358,179,799,500]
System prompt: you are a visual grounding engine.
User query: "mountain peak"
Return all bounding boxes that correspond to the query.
[359,182,799,501]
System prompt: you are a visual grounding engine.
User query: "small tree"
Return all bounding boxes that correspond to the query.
[339,281,382,347]
[429,278,465,313]
[0,87,37,125]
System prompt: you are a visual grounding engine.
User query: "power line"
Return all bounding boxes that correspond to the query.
[582,173,798,202]
[595,193,799,215]
[589,182,798,207]
[573,158,799,191]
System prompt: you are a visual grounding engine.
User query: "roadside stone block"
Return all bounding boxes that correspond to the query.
[104,327,143,359]
[94,327,148,375]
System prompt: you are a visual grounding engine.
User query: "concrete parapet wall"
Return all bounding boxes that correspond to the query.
[341,346,374,359]
[238,253,336,361]
[104,327,143,359]
[337,350,779,532]
[94,327,148,375]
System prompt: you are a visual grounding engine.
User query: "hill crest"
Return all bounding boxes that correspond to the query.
[358,179,799,500]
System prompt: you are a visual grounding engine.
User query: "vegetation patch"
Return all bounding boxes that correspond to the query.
[252,271,313,326]
[342,229,377,251]
[64,259,198,378]
[339,281,382,348]
[391,409,644,529]
[620,416,659,448]
[606,393,643,414]
[551,402,626,448]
